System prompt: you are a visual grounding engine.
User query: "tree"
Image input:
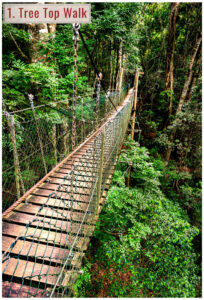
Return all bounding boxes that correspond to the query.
[165,2,179,119]
[165,36,202,164]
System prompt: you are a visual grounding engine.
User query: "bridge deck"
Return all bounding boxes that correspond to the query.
[2,89,133,297]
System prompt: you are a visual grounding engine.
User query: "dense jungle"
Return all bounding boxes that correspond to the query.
[2,2,202,298]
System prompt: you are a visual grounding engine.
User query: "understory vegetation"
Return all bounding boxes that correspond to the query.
[73,140,201,298]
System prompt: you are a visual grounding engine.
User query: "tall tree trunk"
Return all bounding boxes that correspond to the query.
[165,36,202,164]
[165,2,179,119]
[186,53,201,103]
[118,52,125,104]
[115,42,123,104]
[27,23,49,63]
[111,50,116,91]
[186,76,197,103]
[109,39,113,91]
[176,37,201,115]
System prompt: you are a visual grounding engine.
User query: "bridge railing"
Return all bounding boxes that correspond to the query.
[2,89,127,211]
[2,89,134,298]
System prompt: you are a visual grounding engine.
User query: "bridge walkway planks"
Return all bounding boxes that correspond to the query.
[2,89,133,297]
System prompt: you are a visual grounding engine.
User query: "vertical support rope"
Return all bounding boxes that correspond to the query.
[52,124,57,163]
[95,128,105,216]
[7,113,25,198]
[80,97,85,141]
[72,23,80,150]
[131,69,140,140]
[105,91,109,115]
[96,80,101,125]
[28,94,47,175]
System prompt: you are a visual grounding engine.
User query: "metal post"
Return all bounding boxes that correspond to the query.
[8,115,25,198]
[28,94,47,174]
[128,71,141,186]
[96,80,101,126]
[81,97,85,141]
[131,69,139,140]
[52,124,57,162]
[95,128,105,216]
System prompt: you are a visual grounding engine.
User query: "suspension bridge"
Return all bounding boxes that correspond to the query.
[2,23,141,297]
[2,86,139,297]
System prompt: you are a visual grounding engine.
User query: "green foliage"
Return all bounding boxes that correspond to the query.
[78,141,199,298]
[73,265,92,297]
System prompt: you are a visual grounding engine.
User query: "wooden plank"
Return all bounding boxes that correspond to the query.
[2,222,90,251]
[14,202,88,220]
[4,212,95,236]
[63,161,98,167]
[50,172,95,182]
[49,173,112,185]
[3,257,61,286]
[27,195,90,212]
[58,167,97,176]
[47,177,93,189]
[2,236,83,267]
[31,189,91,203]
[38,183,92,196]
[2,281,47,298]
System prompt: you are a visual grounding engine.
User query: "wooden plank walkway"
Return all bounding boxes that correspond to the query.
[2,89,133,298]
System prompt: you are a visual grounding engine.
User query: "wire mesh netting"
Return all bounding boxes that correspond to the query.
[2,89,133,298]
[2,89,127,212]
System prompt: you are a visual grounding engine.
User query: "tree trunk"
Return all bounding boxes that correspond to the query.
[118,53,125,104]
[27,23,49,63]
[111,50,116,91]
[165,36,202,165]
[186,76,197,103]
[176,37,201,115]
[186,54,201,103]
[109,39,113,91]
[165,3,179,118]
[115,42,123,104]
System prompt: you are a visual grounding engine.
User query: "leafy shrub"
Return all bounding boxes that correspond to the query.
[77,140,200,297]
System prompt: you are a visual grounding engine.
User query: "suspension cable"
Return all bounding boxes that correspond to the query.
[72,23,80,150]
[78,29,118,112]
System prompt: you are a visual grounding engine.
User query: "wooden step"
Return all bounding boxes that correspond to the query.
[2,236,83,267]
[3,257,77,288]
[2,222,90,251]
[2,281,47,298]
[3,211,95,236]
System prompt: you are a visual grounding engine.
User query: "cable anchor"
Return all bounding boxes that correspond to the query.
[72,23,80,41]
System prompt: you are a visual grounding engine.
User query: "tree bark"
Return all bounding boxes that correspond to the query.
[109,39,113,91]
[186,76,197,103]
[186,54,201,103]
[115,42,123,105]
[165,36,202,165]
[176,37,201,115]
[111,50,116,91]
[165,2,179,118]
[27,23,49,63]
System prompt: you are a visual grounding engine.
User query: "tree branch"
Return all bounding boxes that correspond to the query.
[9,31,29,61]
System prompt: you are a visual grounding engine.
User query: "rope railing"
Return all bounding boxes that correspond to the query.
[2,89,134,298]
[2,89,127,212]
